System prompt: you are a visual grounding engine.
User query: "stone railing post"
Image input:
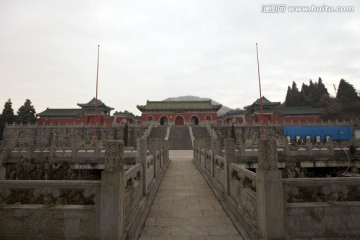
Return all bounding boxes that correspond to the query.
[256,135,284,239]
[224,138,235,195]
[137,139,147,196]
[210,138,220,177]
[239,138,245,157]
[328,138,334,155]
[100,140,125,240]
[148,138,159,179]
[71,138,77,161]
[28,141,34,160]
[0,142,5,180]
[159,140,164,168]
[193,139,198,160]
[94,136,100,160]
[204,138,210,169]
[199,139,205,167]
[165,139,169,164]
[306,142,313,156]
[284,138,290,156]
[50,134,56,161]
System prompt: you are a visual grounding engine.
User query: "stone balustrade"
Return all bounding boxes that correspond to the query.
[0,138,170,240]
[194,136,360,240]
[283,177,360,203]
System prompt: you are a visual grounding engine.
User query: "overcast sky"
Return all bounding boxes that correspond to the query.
[1,0,359,116]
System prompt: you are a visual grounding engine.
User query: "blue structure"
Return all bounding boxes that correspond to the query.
[283,126,353,142]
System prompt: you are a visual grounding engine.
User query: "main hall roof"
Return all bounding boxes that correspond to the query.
[137,100,222,112]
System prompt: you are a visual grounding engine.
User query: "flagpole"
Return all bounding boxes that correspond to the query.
[256,43,264,135]
[94,45,100,138]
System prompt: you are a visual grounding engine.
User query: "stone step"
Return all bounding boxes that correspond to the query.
[192,126,210,139]
[169,126,192,150]
[149,126,168,139]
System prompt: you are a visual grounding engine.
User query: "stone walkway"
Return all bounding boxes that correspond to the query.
[140,150,243,240]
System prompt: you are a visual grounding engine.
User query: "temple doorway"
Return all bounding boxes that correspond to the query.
[175,116,184,125]
[191,116,199,125]
[160,116,168,125]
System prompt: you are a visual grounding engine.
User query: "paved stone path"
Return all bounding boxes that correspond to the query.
[140,150,243,240]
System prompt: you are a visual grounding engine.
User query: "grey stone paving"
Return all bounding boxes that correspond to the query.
[140,150,243,240]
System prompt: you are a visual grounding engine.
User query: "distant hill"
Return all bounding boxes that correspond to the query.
[163,95,232,116]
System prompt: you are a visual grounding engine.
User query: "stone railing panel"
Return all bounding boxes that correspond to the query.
[214,155,225,189]
[125,163,144,219]
[0,180,100,206]
[283,177,360,203]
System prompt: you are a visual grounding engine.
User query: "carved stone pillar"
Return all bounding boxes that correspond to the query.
[0,142,5,180]
[137,139,147,196]
[148,138,159,179]
[100,140,125,240]
[256,135,284,239]
[210,138,220,177]
[203,138,211,169]
[224,138,235,195]
[71,138,77,161]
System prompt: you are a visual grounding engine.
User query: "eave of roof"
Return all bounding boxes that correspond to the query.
[37,108,83,117]
[77,97,114,110]
[276,106,321,115]
[137,100,222,112]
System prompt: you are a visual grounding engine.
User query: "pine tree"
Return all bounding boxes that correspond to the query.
[285,81,301,106]
[17,99,37,124]
[336,79,360,111]
[0,99,16,139]
[2,99,16,124]
[317,78,329,97]
[337,79,358,100]
[285,86,292,107]
[231,123,236,142]
[123,122,129,147]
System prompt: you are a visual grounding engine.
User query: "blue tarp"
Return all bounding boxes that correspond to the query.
[283,126,353,141]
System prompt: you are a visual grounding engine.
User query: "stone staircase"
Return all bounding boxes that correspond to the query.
[191,126,210,139]
[149,126,168,140]
[168,126,192,150]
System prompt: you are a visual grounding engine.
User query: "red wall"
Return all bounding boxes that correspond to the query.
[37,116,114,125]
[115,116,134,124]
[141,112,218,124]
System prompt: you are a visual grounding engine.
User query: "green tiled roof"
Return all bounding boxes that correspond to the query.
[276,106,321,115]
[37,108,83,117]
[78,97,114,110]
[244,96,280,109]
[137,100,222,112]
[220,109,245,118]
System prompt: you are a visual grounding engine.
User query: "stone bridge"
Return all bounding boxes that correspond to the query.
[1,124,360,239]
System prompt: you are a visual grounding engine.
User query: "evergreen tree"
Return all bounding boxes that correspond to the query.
[231,123,236,142]
[300,83,310,105]
[123,122,129,147]
[17,99,37,124]
[284,86,292,107]
[337,79,358,101]
[2,99,16,124]
[336,79,360,110]
[285,81,304,106]
[317,78,329,97]
[0,99,16,140]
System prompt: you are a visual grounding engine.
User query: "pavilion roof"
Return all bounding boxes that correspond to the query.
[219,108,245,118]
[137,100,222,112]
[77,97,114,110]
[244,96,280,110]
[37,108,83,117]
